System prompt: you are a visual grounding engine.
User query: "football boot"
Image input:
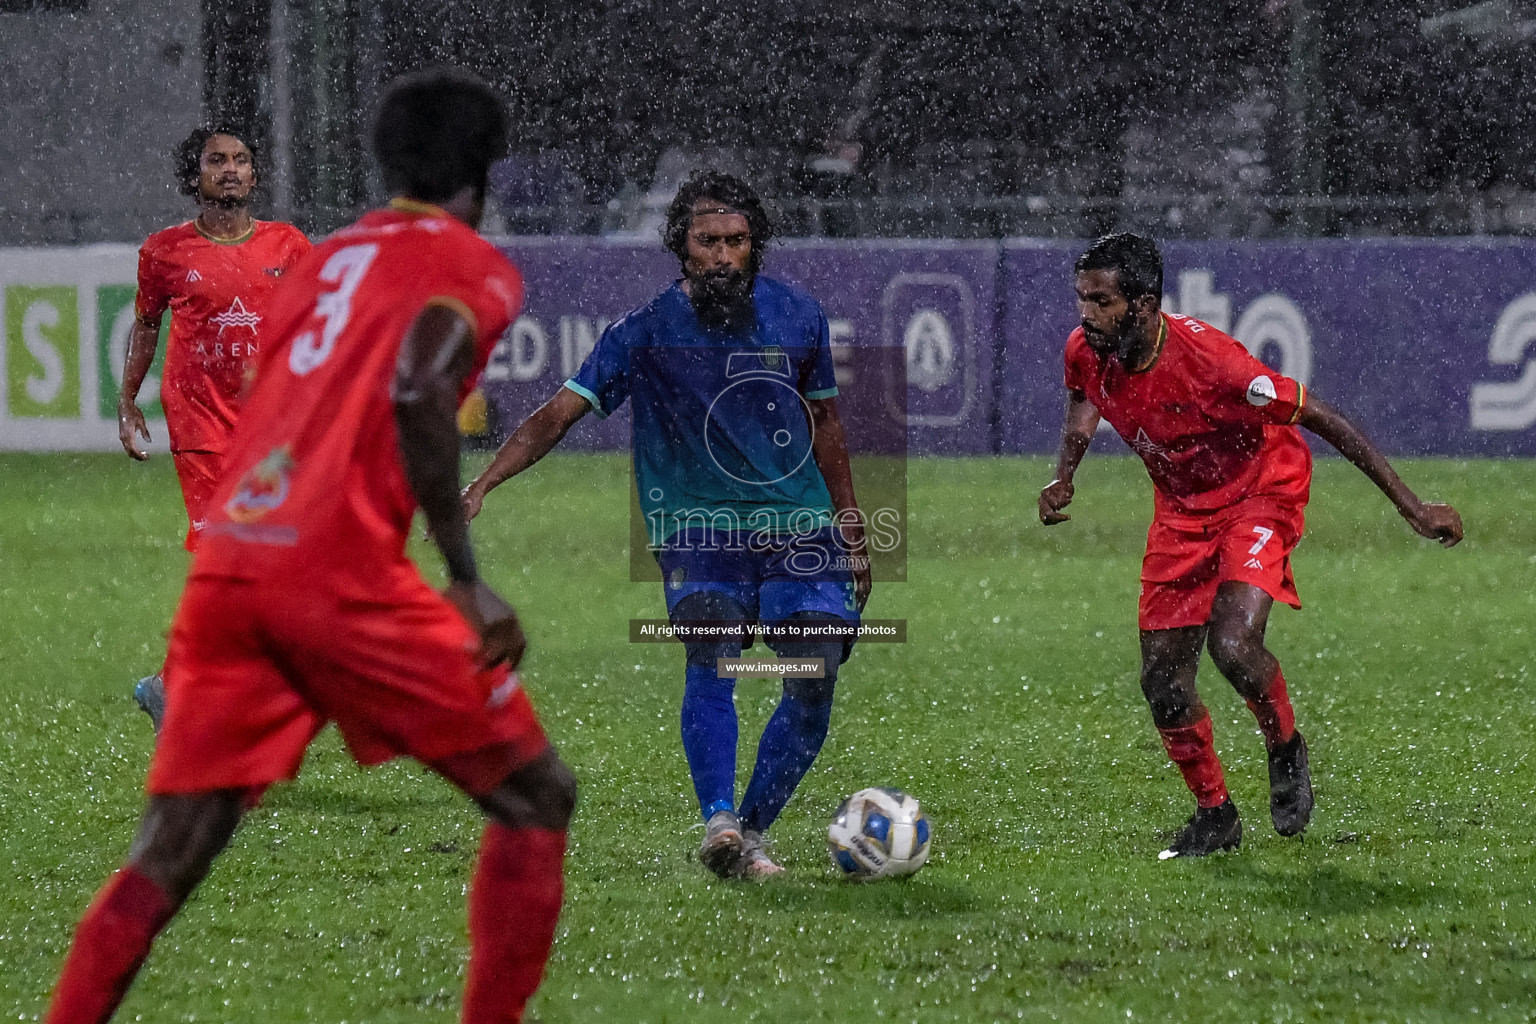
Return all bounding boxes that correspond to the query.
[738,828,785,879]
[1267,731,1314,836]
[133,674,166,734]
[1159,798,1242,859]
[699,809,745,879]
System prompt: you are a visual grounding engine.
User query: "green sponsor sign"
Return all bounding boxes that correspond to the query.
[5,285,81,419]
[96,284,167,419]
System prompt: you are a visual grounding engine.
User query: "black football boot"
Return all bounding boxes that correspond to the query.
[1159,798,1242,859]
[1267,731,1314,836]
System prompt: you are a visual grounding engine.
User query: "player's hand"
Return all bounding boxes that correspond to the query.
[1038,478,1074,525]
[852,557,872,613]
[836,516,873,612]
[118,401,151,461]
[461,481,487,522]
[1404,501,1464,548]
[445,580,527,670]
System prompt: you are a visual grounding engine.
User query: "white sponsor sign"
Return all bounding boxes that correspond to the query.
[0,245,169,452]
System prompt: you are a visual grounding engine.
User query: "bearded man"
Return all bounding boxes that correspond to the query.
[464,171,870,880]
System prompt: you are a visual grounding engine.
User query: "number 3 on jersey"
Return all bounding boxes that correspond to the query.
[289,244,379,375]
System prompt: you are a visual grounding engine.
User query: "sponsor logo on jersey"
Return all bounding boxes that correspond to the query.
[264,266,284,277]
[1246,374,1277,407]
[1129,427,1172,461]
[225,446,294,523]
[669,566,688,591]
[1244,557,1264,569]
[185,269,203,283]
[210,296,261,336]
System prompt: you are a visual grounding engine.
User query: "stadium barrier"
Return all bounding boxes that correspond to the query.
[3,238,1535,456]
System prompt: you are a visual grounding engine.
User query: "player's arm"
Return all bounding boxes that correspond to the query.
[462,387,591,521]
[118,315,162,460]
[808,396,871,611]
[393,302,526,667]
[1298,395,1463,547]
[1039,389,1101,525]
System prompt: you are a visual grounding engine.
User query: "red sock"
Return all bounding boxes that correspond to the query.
[1245,668,1297,749]
[462,825,567,1024]
[46,867,175,1024]
[1157,712,1230,808]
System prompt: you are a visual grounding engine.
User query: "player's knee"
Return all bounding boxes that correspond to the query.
[767,613,849,667]
[1139,674,1195,727]
[536,756,578,829]
[673,590,748,624]
[1206,627,1261,679]
[128,792,245,903]
[675,592,749,667]
[684,639,741,668]
[784,675,835,706]
[485,752,578,831]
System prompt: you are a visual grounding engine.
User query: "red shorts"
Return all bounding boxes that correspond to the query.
[147,566,549,798]
[171,450,223,551]
[1138,497,1305,631]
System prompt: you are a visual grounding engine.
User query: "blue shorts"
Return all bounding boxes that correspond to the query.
[655,525,859,625]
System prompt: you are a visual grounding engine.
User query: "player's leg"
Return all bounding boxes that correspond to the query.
[1207,581,1312,835]
[1141,625,1242,858]
[672,590,749,827]
[736,544,857,874]
[739,611,844,835]
[45,791,246,1024]
[132,451,221,732]
[1137,516,1243,857]
[436,747,576,1024]
[656,532,758,876]
[1141,624,1226,806]
[55,574,317,1022]
[299,576,570,1024]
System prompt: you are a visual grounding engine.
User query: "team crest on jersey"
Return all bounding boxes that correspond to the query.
[225,447,295,523]
[211,296,261,336]
[264,266,284,277]
[759,346,785,372]
[669,566,688,591]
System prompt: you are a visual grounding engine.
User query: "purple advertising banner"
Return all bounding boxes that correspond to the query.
[489,238,998,455]
[1000,238,1536,457]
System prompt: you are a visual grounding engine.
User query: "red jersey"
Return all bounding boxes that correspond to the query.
[1064,312,1311,516]
[194,202,522,584]
[135,219,312,453]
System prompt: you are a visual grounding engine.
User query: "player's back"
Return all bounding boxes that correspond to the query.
[193,203,521,587]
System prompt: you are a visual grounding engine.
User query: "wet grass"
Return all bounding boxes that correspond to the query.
[2,451,1534,1023]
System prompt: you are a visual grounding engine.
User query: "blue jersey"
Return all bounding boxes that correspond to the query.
[566,276,839,543]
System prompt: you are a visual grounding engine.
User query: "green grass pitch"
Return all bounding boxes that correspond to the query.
[2,451,1534,1023]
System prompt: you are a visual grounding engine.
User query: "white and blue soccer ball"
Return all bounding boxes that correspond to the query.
[828,787,932,880]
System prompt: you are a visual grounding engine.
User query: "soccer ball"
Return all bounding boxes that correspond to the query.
[828,787,931,880]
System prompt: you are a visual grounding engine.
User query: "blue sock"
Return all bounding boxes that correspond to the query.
[681,663,738,820]
[738,685,834,833]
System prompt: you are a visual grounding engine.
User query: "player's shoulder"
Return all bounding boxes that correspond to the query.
[1164,311,1240,347]
[140,220,199,255]
[1064,326,1097,366]
[754,275,824,320]
[1163,312,1250,363]
[422,216,516,277]
[257,220,312,249]
[605,287,676,344]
